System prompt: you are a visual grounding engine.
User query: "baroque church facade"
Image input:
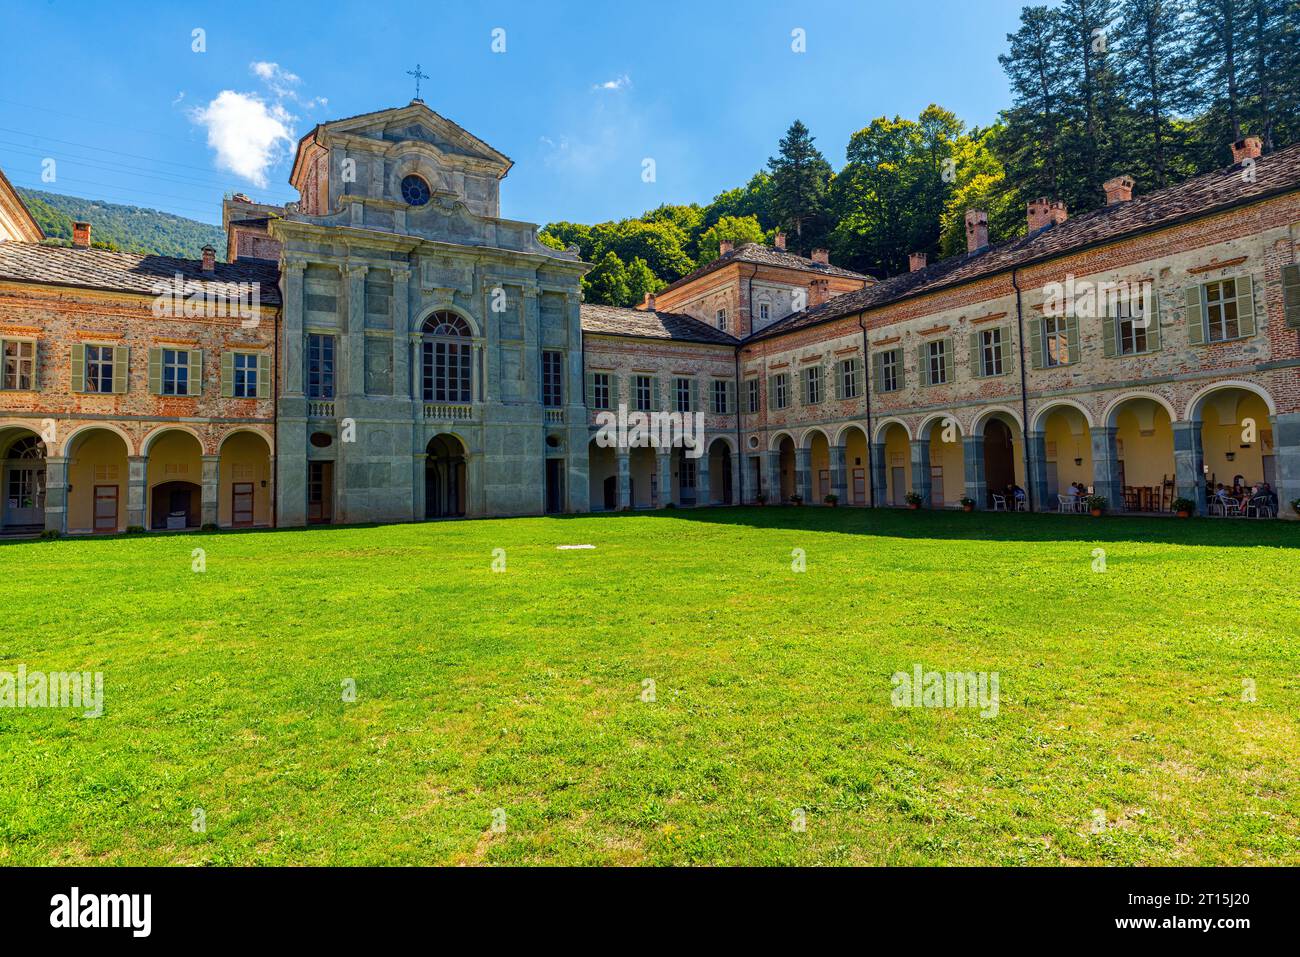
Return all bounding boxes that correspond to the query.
[0,100,1298,534]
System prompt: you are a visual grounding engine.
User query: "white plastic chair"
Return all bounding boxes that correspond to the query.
[1015,496,1029,512]
[1057,494,1073,513]
[992,493,1007,511]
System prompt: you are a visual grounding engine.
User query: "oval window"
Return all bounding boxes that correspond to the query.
[310,432,333,448]
[400,174,431,206]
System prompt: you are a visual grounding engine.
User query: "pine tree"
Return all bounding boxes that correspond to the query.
[1114,0,1193,187]
[767,120,832,255]
[997,6,1071,200]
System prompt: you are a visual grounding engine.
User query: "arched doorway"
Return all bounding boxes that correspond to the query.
[219,430,273,527]
[1193,387,1273,495]
[1108,396,1175,512]
[1038,406,1093,504]
[777,434,796,502]
[629,445,656,507]
[978,412,1024,507]
[66,427,130,533]
[588,437,618,511]
[922,416,964,508]
[841,426,868,505]
[707,438,733,505]
[807,430,830,504]
[425,434,467,518]
[1,428,46,532]
[146,430,202,530]
[879,422,911,506]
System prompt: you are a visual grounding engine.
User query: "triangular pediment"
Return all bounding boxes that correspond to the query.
[319,102,512,173]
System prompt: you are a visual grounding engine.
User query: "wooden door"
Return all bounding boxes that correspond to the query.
[93,485,118,533]
[232,482,254,527]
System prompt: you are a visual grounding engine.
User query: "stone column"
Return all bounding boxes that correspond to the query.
[126,455,147,529]
[1091,426,1122,512]
[344,265,367,401]
[730,447,742,506]
[200,454,220,527]
[765,449,781,502]
[43,455,66,533]
[1026,429,1049,512]
[795,447,812,502]
[830,444,848,504]
[869,441,887,506]
[282,261,305,396]
[266,455,276,527]
[909,439,931,507]
[616,451,631,510]
[657,448,673,507]
[695,447,710,507]
[1273,413,1300,519]
[412,453,426,521]
[1172,420,1206,512]
[963,435,986,509]
[391,266,411,396]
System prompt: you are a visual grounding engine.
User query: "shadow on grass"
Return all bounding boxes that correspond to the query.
[598,505,1300,548]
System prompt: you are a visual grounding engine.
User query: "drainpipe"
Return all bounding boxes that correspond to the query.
[271,284,279,530]
[1011,267,1034,512]
[734,344,744,504]
[858,313,874,507]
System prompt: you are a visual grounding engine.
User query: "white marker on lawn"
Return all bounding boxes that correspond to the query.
[556,544,596,550]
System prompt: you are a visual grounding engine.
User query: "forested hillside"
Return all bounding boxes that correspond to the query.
[18,188,225,260]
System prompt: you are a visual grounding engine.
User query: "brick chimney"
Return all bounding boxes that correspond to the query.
[641,291,656,311]
[1027,198,1068,231]
[1231,136,1262,164]
[1102,176,1134,205]
[201,245,216,273]
[965,209,988,253]
[72,221,91,248]
[811,247,829,264]
[909,252,928,272]
[808,278,831,308]
[718,239,734,257]
[774,231,786,251]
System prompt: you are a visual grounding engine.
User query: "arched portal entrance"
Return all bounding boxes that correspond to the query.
[922,416,964,508]
[777,434,796,502]
[425,434,466,518]
[807,430,830,503]
[588,437,618,511]
[145,430,202,530]
[1,428,46,532]
[879,422,911,506]
[707,438,733,505]
[1193,386,1274,501]
[1108,396,1175,512]
[841,426,868,505]
[219,430,273,527]
[1038,405,1093,505]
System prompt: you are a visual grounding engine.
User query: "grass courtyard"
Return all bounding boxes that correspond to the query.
[0,507,1297,866]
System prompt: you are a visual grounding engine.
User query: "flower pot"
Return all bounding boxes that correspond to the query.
[908,503,920,510]
[1176,510,1190,519]
[962,504,973,513]
[1090,508,1103,517]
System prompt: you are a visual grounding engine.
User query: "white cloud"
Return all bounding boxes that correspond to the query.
[190,91,293,188]
[592,74,630,92]
[250,61,300,96]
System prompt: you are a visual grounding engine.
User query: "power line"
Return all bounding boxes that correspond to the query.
[5,172,225,222]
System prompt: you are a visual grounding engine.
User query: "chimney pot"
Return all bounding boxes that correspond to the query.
[964,209,989,253]
[1102,176,1134,205]
[811,247,829,264]
[718,239,734,257]
[642,291,656,311]
[201,245,216,273]
[72,221,91,248]
[1231,136,1262,164]
[1028,197,1069,231]
[909,252,928,272]
[774,231,786,251]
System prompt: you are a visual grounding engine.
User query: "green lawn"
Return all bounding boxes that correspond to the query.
[1,508,1297,865]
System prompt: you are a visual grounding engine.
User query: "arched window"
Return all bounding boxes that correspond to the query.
[6,436,46,459]
[421,312,473,403]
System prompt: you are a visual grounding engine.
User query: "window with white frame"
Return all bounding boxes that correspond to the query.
[712,379,729,414]
[233,352,259,398]
[634,374,653,411]
[85,344,115,394]
[880,349,899,393]
[592,372,610,410]
[746,378,759,413]
[773,372,790,410]
[840,358,860,399]
[927,339,947,385]
[715,308,727,331]
[541,350,563,407]
[1205,279,1240,342]
[674,376,692,413]
[1117,289,1149,355]
[1043,315,1068,367]
[1,339,35,391]
[758,302,770,322]
[804,365,822,404]
[161,349,190,396]
[980,328,1004,376]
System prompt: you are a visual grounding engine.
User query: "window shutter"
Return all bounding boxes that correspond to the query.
[30,341,38,391]
[1102,310,1117,358]
[1029,317,1044,369]
[917,344,929,387]
[221,351,235,397]
[1146,292,1161,351]
[651,375,661,410]
[872,353,883,393]
[895,349,905,390]
[70,343,85,392]
[1283,264,1300,329]
[1185,285,1206,345]
[768,375,777,408]
[833,361,843,400]
[969,332,982,377]
[852,359,863,397]
[1235,276,1256,337]
[610,373,620,410]
[1065,317,1080,364]
[188,349,203,396]
[998,327,1011,374]
[257,352,272,399]
[943,338,953,381]
[112,345,129,393]
[584,371,595,408]
[689,377,699,412]
[725,379,735,414]
[148,348,162,394]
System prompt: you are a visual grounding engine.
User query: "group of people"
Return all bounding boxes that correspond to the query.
[1212,481,1279,515]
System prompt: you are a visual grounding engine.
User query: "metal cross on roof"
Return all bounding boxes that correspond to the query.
[406,64,429,102]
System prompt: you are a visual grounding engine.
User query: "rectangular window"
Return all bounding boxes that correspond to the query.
[1205,279,1240,342]
[542,351,563,407]
[980,328,1004,376]
[635,374,652,411]
[759,302,770,322]
[712,379,729,415]
[592,372,610,410]
[233,352,258,398]
[746,378,759,414]
[840,358,860,399]
[85,344,115,394]
[927,339,947,385]
[161,349,190,396]
[715,308,727,331]
[674,377,692,413]
[774,372,790,410]
[804,365,822,404]
[1117,290,1149,355]
[307,334,335,399]
[1043,316,1068,367]
[1,339,35,390]
[880,350,899,393]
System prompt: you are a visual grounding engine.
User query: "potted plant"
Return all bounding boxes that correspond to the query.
[959,496,975,512]
[1085,494,1108,517]
[824,493,839,507]
[904,491,924,510]
[1171,496,1196,519]
[1291,497,1300,517]
[789,493,803,507]
[754,492,768,506]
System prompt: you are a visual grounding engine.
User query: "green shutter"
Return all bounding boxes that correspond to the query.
[70,343,86,392]
[1185,285,1206,345]
[188,349,202,396]
[1146,292,1161,351]
[1283,264,1300,329]
[1065,317,1080,365]
[725,379,735,414]
[584,371,595,408]
[852,358,863,396]
[969,332,982,377]
[651,375,661,410]
[872,353,883,393]
[1029,317,1043,369]
[1102,311,1117,358]
[1235,276,1256,337]
[610,373,620,409]
[895,349,905,390]
[917,343,929,387]
[221,351,235,398]
[29,341,38,391]
[148,348,162,395]
[833,361,843,399]
[112,345,129,393]
[257,352,271,399]
[998,327,1011,374]
[689,377,699,412]
[768,375,777,409]
[943,338,953,382]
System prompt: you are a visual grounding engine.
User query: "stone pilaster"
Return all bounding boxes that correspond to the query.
[200,454,219,527]
[869,441,887,506]
[281,261,305,396]
[794,447,812,502]
[126,455,147,529]
[830,444,848,504]
[616,451,631,510]
[391,266,411,397]
[765,449,781,502]
[657,448,673,507]
[1091,426,1122,512]
[43,456,66,533]
[1172,420,1206,511]
[695,449,709,506]
[963,435,985,509]
[909,439,931,507]
[1026,430,1049,512]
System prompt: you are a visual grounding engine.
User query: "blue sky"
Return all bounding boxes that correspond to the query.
[2,0,1030,229]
